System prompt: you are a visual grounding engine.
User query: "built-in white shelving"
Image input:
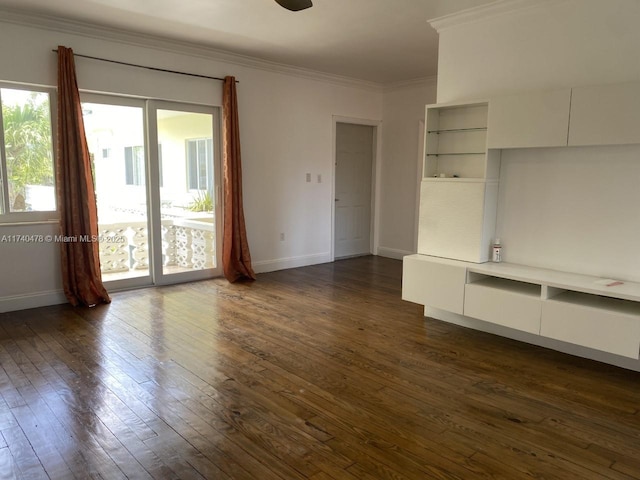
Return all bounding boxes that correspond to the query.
[418,101,499,262]
[408,80,640,366]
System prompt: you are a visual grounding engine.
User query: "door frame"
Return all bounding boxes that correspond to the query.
[331,115,382,261]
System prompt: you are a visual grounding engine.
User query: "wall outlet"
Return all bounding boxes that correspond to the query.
[280,233,285,241]
[306,173,311,182]
[317,174,322,183]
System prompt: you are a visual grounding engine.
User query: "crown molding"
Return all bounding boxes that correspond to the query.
[428,0,563,33]
[383,75,438,93]
[0,7,384,93]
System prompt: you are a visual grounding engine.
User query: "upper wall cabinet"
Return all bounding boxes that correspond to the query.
[568,81,640,146]
[487,88,571,149]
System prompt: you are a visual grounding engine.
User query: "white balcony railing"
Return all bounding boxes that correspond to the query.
[98,217,215,275]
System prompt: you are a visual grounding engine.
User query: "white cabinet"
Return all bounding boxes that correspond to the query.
[402,257,640,360]
[568,81,640,146]
[419,101,500,263]
[402,255,466,314]
[487,88,571,148]
[417,180,498,263]
[541,292,640,359]
[487,82,640,149]
[464,275,541,334]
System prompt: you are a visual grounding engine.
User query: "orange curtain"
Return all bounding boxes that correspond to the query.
[222,76,256,282]
[56,46,111,306]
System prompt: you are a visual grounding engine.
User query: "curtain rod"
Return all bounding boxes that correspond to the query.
[51,50,238,83]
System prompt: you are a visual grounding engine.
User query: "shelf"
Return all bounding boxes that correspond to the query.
[426,153,485,156]
[468,262,640,303]
[468,276,541,297]
[548,290,640,316]
[422,177,491,183]
[428,127,488,134]
[424,102,491,180]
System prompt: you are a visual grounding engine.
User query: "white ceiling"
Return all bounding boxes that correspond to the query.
[0,0,495,84]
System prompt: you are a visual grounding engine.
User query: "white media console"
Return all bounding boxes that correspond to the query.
[403,255,640,360]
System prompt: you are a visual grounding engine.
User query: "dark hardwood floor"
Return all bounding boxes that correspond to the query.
[1,256,639,479]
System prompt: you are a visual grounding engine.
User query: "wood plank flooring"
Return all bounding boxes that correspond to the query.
[1,255,639,479]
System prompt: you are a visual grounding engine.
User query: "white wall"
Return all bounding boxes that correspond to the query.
[496,144,640,282]
[379,79,437,259]
[436,0,640,102]
[0,15,385,311]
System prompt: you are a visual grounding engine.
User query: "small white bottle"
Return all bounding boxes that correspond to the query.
[492,238,502,263]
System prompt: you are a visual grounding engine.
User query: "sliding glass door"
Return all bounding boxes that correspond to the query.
[82,95,222,288]
[147,101,222,284]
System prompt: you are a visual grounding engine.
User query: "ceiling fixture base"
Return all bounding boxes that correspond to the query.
[275,0,313,12]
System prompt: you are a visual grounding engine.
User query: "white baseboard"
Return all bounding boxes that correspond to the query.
[253,252,332,274]
[377,247,414,260]
[0,290,67,313]
[425,306,640,372]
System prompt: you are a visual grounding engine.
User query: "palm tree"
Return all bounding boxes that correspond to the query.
[2,92,54,210]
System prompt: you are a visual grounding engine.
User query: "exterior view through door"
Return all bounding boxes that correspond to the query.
[334,122,374,259]
[82,96,223,287]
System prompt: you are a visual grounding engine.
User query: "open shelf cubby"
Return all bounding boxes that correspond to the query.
[424,102,495,179]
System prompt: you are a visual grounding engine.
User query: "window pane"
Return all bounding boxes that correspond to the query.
[124,146,134,185]
[83,102,149,282]
[1,88,55,212]
[198,139,207,191]
[133,145,145,186]
[158,110,215,273]
[158,144,163,188]
[187,140,198,190]
[206,139,214,193]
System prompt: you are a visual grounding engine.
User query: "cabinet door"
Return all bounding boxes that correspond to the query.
[464,278,541,334]
[568,81,640,146]
[541,294,640,359]
[487,89,571,148]
[417,180,495,263]
[402,255,466,314]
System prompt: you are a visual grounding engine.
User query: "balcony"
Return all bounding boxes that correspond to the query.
[98,215,216,281]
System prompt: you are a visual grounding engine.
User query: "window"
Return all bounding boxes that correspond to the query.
[186,138,213,191]
[124,145,145,186]
[0,86,55,215]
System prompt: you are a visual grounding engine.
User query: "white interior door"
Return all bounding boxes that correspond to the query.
[334,122,374,258]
